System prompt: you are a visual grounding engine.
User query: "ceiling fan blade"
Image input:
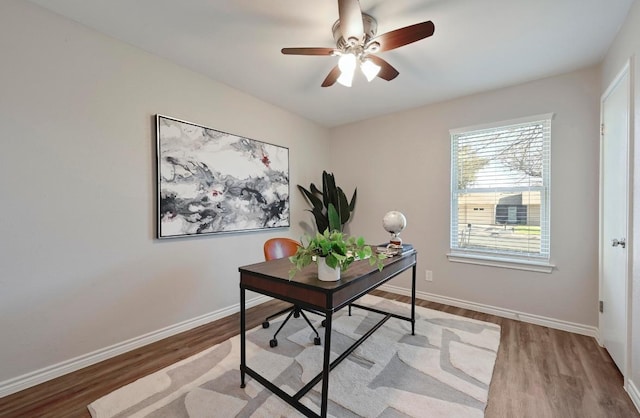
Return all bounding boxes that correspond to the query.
[281,47,336,56]
[338,0,364,41]
[367,55,399,81]
[321,66,341,87]
[373,21,435,52]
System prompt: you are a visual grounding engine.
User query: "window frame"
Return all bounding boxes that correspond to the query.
[447,113,555,273]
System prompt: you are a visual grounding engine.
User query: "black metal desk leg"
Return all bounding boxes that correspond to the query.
[320,312,332,418]
[240,285,246,388]
[411,264,416,335]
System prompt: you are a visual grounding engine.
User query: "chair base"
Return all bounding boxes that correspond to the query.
[264,305,321,347]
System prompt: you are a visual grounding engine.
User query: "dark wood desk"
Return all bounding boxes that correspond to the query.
[239,250,417,418]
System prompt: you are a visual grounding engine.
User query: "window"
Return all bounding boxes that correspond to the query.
[448,114,554,273]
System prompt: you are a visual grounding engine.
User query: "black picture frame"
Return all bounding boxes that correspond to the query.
[155,115,290,239]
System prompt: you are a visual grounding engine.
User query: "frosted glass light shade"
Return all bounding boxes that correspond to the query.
[337,71,354,87]
[338,53,357,72]
[361,59,381,82]
[337,53,357,87]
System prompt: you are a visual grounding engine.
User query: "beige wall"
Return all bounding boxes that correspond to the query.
[0,0,329,389]
[330,66,601,328]
[3,0,636,404]
[602,0,640,401]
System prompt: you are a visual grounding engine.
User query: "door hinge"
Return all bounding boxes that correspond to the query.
[599,300,604,313]
[601,123,605,137]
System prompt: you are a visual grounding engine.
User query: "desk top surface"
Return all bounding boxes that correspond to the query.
[239,250,416,292]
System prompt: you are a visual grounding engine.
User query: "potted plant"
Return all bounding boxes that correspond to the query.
[289,229,386,281]
[298,171,357,233]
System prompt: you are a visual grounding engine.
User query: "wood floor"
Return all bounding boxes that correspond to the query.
[0,290,637,418]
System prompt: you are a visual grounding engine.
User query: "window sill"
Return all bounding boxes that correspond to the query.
[446,251,555,273]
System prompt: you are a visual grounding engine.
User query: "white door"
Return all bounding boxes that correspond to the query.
[600,62,630,375]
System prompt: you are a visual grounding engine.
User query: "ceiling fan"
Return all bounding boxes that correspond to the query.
[281,0,435,87]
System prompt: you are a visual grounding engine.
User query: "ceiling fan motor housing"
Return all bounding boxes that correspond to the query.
[280,1,435,87]
[332,13,377,50]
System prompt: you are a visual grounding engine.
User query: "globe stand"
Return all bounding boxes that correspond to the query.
[382,211,407,255]
[389,232,403,249]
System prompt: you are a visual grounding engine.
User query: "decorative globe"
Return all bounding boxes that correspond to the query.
[382,211,407,234]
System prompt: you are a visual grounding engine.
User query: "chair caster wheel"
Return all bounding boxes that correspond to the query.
[262,321,269,329]
[293,311,300,318]
[321,320,326,327]
[314,337,321,345]
[269,339,278,348]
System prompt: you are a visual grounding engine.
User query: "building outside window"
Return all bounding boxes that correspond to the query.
[448,114,554,272]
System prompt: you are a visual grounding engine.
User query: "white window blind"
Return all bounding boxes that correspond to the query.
[450,114,552,262]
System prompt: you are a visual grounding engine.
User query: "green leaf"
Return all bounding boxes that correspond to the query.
[298,185,323,211]
[328,203,341,233]
[349,188,357,212]
[324,171,338,208]
[310,183,322,196]
[341,259,353,271]
[325,254,338,269]
[336,187,350,225]
[321,171,330,209]
[309,207,329,234]
[289,268,297,279]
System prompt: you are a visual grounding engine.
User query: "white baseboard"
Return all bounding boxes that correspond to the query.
[628,379,640,414]
[378,284,599,338]
[0,295,271,398]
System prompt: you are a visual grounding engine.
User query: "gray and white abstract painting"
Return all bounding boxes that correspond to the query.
[156,115,289,238]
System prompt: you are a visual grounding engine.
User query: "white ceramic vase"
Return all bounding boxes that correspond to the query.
[317,257,341,281]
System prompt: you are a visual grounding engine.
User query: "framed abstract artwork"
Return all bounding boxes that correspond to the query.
[155,115,290,239]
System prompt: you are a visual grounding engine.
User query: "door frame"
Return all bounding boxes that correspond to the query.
[599,58,633,386]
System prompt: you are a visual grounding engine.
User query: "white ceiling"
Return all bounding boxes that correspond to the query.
[28,0,633,127]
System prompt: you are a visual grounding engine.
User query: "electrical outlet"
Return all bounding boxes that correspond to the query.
[425,270,433,282]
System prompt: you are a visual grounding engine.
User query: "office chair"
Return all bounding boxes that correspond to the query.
[262,237,321,347]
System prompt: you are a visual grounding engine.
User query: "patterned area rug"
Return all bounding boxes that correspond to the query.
[88,295,500,417]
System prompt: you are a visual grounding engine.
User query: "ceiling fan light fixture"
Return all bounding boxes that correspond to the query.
[281,2,435,88]
[337,52,357,87]
[360,58,381,82]
[338,52,357,73]
[337,71,354,87]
